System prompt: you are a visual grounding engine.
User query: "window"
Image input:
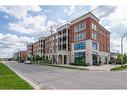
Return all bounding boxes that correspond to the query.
[63,29,66,33]
[92,33,96,40]
[92,42,98,50]
[92,23,97,31]
[74,52,86,63]
[74,22,86,32]
[74,41,86,50]
[74,32,86,41]
[63,44,66,50]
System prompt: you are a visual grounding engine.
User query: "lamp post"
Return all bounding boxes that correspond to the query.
[121,33,127,54]
[121,33,127,65]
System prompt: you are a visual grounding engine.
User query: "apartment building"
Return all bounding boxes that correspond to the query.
[70,12,110,65]
[56,12,110,65]
[32,42,38,56]
[44,32,57,62]
[37,37,45,57]
[26,12,110,66]
[19,51,27,61]
[57,24,71,64]
[27,43,33,57]
[14,51,27,61]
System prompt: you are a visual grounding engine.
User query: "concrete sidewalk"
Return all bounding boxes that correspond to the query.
[85,64,121,71]
[42,63,121,71]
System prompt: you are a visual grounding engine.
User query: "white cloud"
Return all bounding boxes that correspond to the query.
[9,23,34,34]
[1,6,65,37]
[96,6,127,53]
[0,33,35,58]
[64,5,76,16]
[0,6,42,19]
[91,6,116,19]
[89,5,127,53]
[4,15,9,19]
[108,6,127,53]
[57,18,67,24]
[69,5,76,15]
[9,15,47,35]
[1,6,50,38]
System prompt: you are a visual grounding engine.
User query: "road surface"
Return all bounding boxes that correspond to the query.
[4,61,127,89]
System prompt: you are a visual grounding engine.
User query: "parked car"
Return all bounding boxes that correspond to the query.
[18,60,24,63]
[24,61,31,64]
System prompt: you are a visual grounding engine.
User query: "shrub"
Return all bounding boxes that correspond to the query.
[41,60,52,64]
[76,60,85,66]
[109,57,117,64]
[44,60,52,64]
[70,62,78,66]
[70,60,87,66]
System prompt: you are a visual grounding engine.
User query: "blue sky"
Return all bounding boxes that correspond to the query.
[0,5,127,58]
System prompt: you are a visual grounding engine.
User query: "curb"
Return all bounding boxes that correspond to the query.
[3,61,40,90]
[40,63,111,71]
[40,63,89,70]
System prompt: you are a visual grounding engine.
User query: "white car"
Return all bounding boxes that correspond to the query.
[24,61,31,64]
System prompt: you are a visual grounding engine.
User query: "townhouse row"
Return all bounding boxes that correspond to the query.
[27,12,110,66]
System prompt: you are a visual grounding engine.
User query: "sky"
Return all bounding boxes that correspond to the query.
[0,5,127,58]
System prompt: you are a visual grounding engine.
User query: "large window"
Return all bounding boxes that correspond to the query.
[74,22,86,32]
[92,42,98,50]
[74,32,86,41]
[92,33,97,40]
[74,52,85,63]
[92,23,97,31]
[74,41,86,50]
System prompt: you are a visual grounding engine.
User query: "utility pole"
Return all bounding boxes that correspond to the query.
[50,26,53,64]
[18,48,20,62]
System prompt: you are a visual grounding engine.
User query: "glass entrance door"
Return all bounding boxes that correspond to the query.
[92,54,98,65]
[64,55,67,64]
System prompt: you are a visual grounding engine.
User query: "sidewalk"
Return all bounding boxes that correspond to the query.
[41,63,121,71]
[85,64,121,71]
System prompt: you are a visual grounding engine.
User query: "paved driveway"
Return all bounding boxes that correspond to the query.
[4,61,127,89]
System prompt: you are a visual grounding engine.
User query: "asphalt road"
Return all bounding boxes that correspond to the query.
[4,61,127,89]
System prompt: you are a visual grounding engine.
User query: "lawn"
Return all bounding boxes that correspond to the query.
[0,62,33,89]
[111,65,127,71]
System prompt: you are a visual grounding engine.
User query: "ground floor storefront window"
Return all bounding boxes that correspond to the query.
[74,52,86,66]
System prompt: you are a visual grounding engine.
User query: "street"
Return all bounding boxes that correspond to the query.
[4,61,127,89]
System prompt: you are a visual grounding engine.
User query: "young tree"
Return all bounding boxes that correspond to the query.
[42,56,45,60]
[123,54,127,64]
[117,54,123,64]
[32,54,36,62]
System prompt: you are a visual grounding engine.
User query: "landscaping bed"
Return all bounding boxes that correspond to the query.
[111,65,127,71]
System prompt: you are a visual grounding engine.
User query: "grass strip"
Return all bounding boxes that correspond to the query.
[0,62,33,89]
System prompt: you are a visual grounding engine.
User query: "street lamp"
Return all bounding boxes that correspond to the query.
[121,32,127,54]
